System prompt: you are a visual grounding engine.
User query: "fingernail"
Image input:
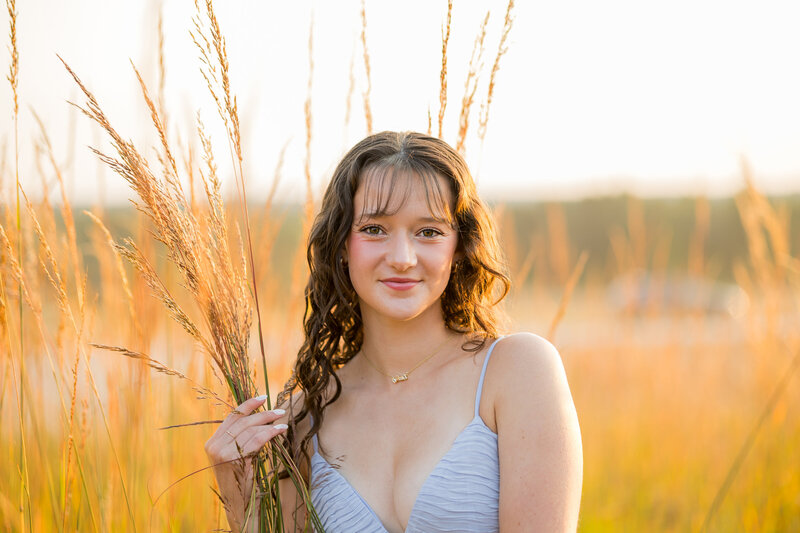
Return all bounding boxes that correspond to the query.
[273,424,288,430]
[271,408,286,416]
[254,394,268,401]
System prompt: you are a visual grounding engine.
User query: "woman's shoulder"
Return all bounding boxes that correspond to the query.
[485,332,573,413]
[489,332,562,375]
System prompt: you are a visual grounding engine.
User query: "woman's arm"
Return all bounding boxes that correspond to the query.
[494,333,583,532]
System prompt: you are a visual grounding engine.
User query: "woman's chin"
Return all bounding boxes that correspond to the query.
[375,303,444,324]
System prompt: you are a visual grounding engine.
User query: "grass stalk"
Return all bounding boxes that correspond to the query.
[455,11,489,153]
[547,203,571,284]
[194,1,324,526]
[0,272,32,532]
[688,196,710,277]
[478,0,514,143]
[5,0,31,529]
[701,346,800,531]
[63,320,82,528]
[157,7,168,132]
[193,0,265,401]
[548,251,589,341]
[90,344,231,408]
[343,46,355,148]
[304,18,314,239]
[437,0,452,139]
[31,110,84,308]
[427,106,432,135]
[360,0,373,134]
[83,210,143,340]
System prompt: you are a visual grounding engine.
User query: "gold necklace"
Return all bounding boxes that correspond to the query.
[361,335,453,384]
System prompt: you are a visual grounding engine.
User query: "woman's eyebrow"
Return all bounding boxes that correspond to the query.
[352,210,381,223]
[417,216,451,224]
[354,212,452,224]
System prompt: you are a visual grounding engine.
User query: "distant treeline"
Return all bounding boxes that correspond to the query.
[24,193,800,290]
[500,194,800,284]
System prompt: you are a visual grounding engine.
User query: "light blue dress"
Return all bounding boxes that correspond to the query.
[309,336,504,532]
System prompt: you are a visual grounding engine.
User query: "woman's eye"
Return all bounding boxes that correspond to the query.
[420,228,442,238]
[361,225,382,235]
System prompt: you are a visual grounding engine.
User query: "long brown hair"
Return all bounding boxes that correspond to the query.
[278,131,510,465]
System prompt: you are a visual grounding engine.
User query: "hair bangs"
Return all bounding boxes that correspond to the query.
[355,162,455,227]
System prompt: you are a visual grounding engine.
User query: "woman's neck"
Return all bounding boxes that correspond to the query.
[358,310,456,380]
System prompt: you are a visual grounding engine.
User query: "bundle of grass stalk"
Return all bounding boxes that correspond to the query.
[59,0,321,530]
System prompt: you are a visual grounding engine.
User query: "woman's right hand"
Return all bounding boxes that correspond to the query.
[205,395,288,531]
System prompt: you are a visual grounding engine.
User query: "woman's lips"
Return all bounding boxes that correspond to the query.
[381,279,419,291]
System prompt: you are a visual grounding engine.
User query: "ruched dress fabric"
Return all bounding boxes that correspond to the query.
[309,336,505,533]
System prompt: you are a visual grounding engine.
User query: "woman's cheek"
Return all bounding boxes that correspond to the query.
[345,235,372,266]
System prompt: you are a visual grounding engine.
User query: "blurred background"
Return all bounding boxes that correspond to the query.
[1,0,799,531]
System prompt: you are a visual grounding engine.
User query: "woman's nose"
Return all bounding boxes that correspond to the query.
[386,234,417,270]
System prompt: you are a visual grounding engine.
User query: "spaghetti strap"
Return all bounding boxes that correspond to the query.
[474,335,505,417]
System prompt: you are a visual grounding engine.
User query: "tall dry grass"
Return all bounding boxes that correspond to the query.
[360,0,373,136]
[55,0,320,528]
[2,2,798,533]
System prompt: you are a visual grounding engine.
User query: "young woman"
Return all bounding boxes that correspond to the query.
[204,131,583,532]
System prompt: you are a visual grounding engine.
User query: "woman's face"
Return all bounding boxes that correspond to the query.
[344,170,460,325]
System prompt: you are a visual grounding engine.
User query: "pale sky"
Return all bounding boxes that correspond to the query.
[2,0,800,205]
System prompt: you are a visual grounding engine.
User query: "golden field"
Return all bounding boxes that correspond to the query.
[3,185,799,532]
[2,0,799,531]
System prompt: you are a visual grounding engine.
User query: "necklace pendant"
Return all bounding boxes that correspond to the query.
[391,372,409,384]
